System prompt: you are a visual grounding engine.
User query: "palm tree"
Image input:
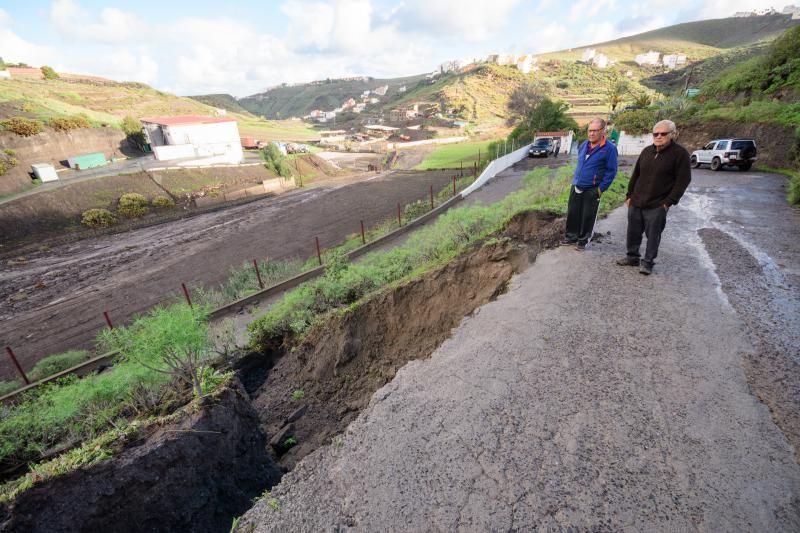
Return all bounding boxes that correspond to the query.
[606,79,629,112]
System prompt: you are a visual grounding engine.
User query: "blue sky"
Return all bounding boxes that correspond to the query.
[0,0,777,96]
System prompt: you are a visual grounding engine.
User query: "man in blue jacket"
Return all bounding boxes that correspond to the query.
[564,118,618,250]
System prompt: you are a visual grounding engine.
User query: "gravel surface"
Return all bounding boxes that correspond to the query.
[239,168,800,531]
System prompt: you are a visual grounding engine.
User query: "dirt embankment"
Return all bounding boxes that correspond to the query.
[0,128,133,196]
[678,119,798,169]
[245,210,563,470]
[0,155,341,252]
[0,378,281,533]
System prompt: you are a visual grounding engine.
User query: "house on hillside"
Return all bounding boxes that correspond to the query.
[373,85,389,96]
[140,115,243,165]
[662,54,687,69]
[591,54,610,69]
[581,49,596,63]
[635,50,661,66]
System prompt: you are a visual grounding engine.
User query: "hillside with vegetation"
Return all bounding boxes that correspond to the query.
[238,74,427,119]
[0,71,317,142]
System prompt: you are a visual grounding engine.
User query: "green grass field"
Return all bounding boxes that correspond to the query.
[415,140,498,170]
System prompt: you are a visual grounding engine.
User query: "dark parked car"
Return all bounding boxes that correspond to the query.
[528,138,554,158]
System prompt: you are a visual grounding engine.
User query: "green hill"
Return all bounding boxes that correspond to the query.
[238,74,427,119]
[187,93,254,116]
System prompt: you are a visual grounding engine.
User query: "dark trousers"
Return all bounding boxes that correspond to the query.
[565,186,601,245]
[626,205,668,266]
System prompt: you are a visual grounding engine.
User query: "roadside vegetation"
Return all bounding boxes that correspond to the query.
[0,303,230,493]
[248,164,629,350]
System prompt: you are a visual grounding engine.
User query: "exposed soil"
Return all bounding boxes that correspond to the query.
[0,169,463,380]
[0,128,132,196]
[0,378,281,533]
[243,211,562,470]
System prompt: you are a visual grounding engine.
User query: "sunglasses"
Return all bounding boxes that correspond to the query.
[652,131,672,137]
[587,129,602,133]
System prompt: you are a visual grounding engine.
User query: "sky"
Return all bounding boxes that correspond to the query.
[0,0,782,97]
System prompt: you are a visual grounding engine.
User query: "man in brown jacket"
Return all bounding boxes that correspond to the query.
[616,119,692,275]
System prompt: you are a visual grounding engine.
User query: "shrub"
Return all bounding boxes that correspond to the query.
[81,208,117,228]
[2,117,44,137]
[260,144,292,177]
[152,195,175,208]
[120,115,146,150]
[118,192,149,218]
[100,304,213,398]
[28,351,91,382]
[50,114,91,132]
[612,108,657,135]
[41,66,59,80]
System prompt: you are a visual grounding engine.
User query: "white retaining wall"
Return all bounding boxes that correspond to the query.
[460,143,533,197]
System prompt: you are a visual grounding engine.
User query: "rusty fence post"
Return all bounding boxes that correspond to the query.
[452,176,456,196]
[430,185,434,209]
[315,236,322,266]
[397,203,402,227]
[360,220,366,245]
[5,346,30,385]
[181,283,193,308]
[103,311,114,330]
[253,259,264,289]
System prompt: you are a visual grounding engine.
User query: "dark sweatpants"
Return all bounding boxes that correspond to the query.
[565,186,601,245]
[626,205,668,266]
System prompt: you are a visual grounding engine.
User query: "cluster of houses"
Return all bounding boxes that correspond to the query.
[580,49,615,69]
[734,5,799,18]
[633,50,688,69]
[304,84,391,123]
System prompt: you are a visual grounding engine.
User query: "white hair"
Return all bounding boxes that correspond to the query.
[653,119,676,133]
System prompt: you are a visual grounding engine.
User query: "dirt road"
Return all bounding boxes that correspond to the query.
[239,168,800,531]
[0,169,460,379]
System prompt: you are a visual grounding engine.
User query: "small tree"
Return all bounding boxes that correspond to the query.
[507,82,543,127]
[41,66,59,80]
[120,115,146,150]
[100,304,211,398]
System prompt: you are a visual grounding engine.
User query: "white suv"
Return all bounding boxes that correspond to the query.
[690,139,757,171]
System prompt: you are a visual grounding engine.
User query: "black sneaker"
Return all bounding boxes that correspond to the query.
[639,263,652,275]
[616,257,640,266]
[575,242,586,251]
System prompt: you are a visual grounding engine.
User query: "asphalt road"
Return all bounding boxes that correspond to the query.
[239,168,800,531]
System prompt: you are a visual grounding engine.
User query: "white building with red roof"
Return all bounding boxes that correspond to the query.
[140,115,243,165]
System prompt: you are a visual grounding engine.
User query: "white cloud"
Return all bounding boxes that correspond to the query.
[698,0,777,19]
[397,0,521,42]
[49,0,144,43]
[568,0,616,22]
[0,8,56,65]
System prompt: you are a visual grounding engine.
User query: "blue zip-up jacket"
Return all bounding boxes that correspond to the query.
[572,138,618,192]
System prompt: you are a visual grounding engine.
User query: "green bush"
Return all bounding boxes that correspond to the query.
[613,108,657,135]
[2,117,44,137]
[118,193,149,218]
[28,351,91,382]
[50,114,91,132]
[152,195,175,208]
[260,144,292,177]
[40,66,59,80]
[81,208,117,228]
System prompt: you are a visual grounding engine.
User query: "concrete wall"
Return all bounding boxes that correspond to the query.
[150,122,243,165]
[617,133,653,156]
[0,128,129,196]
